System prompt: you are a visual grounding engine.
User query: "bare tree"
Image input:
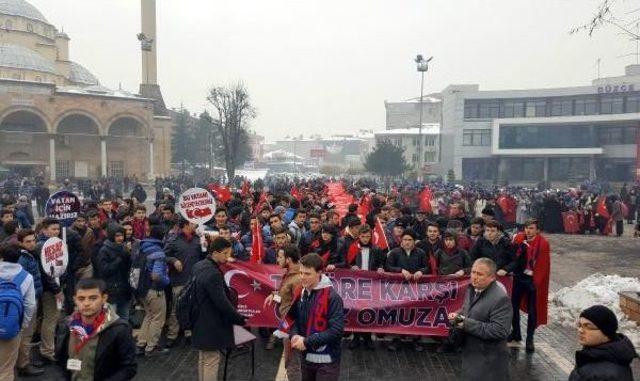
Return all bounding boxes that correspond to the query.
[206,82,256,181]
[571,0,640,39]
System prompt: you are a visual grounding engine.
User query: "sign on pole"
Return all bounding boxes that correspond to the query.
[177,187,217,225]
[45,191,82,227]
[40,237,69,279]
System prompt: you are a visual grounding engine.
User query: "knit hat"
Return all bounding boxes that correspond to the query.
[579,305,618,340]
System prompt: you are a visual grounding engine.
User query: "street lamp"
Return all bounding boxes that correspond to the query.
[415,54,433,182]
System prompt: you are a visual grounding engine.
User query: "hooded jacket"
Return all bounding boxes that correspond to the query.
[569,334,638,381]
[139,238,170,293]
[289,275,345,364]
[96,239,132,303]
[56,304,137,381]
[0,261,36,328]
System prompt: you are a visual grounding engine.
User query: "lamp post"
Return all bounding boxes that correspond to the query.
[415,54,433,182]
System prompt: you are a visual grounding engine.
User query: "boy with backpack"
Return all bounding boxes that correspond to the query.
[134,226,170,357]
[0,243,36,381]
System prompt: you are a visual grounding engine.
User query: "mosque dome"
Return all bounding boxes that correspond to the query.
[0,0,49,24]
[69,61,99,86]
[0,44,56,74]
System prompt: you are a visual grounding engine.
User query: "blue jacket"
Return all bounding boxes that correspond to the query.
[289,275,344,364]
[19,249,43,299]
[140,238,169,292]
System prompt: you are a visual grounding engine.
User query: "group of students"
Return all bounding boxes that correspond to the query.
[0,178,638,381]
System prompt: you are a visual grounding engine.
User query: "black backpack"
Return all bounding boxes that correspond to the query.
[176,275,199,330]
[129,241,151,299]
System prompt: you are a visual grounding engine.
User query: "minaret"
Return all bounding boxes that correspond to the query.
[138,0,166,114]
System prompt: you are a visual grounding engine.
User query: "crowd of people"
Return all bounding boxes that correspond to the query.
[0,174,637,381]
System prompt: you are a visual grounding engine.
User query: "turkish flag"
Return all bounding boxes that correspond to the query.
[250,221,264,264]
[357,194,371,221]
[596,197,610,219]
[418,187,433,213]
[372,218,389,250]
[208,184,232,204]
[562,211,580,234]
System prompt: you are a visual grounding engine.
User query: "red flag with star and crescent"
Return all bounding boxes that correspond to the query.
[372,218,389,250]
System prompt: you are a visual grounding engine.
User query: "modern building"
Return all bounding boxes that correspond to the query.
[374,125,441,175]
[384,95,441,130]
[440,65,640,184]
[0,0,172,181]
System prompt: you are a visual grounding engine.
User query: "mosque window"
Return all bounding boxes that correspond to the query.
[27,23,33,32]
[35,76,42,82]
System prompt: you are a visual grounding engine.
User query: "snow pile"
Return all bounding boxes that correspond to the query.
[550,273,640,347]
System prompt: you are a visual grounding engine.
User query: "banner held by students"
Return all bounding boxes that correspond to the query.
[222,261,512,336]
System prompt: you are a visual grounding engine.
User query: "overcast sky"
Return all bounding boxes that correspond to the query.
[30,0,639,141]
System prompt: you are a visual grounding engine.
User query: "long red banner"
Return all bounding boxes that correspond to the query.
[222,262,513,336]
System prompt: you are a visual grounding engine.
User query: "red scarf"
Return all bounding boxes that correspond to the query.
[347,240,362,265]
[69,309,107,353]
[278,285,330,337]
[132,217,147,240]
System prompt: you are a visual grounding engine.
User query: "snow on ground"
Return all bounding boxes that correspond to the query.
[550,273,640,347]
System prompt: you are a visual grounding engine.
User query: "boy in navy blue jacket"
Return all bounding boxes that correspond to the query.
[289,253,344,381]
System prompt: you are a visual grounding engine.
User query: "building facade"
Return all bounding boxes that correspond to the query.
[0,0,172,181]
[374,126,441,175]
[441,65,640,184]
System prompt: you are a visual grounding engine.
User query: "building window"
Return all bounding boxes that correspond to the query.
[478,101,501,118]
[525,100,546,117]
[411,154,418,163]
[462,129,491,146]
[26,23,33,32]
[550,99,573,116]
[35,76,42,82]
[462,158,497,180]
[504,158,544,181]
[424,151,436,163]
[600,96,624,114]
[500,124,597,149]
[503,101,525,118]
[626,95,640,113]
[574,98,597,115]
[464,101,479,119]
[109,161,124,177]
[599,126,638,144]
[549,157,590,181]
[424,136,436,146]
[55,160,71,180]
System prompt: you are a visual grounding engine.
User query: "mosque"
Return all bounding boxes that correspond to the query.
[0,0,172,181]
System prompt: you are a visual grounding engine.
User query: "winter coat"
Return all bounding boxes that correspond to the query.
[434,247,472,275]
[18,249,43,299]
[469,236,516,273]
[139,238,170,293]
[460,281,512,381]
[289,275,345,364]
[276,264,301,317]
[191,257,246,351]
[164,232,205,287]
[288,220,304,247]
[386,247,430,274]
[568,334,638,381]
[56,305,137,381]
[96,240,132,303]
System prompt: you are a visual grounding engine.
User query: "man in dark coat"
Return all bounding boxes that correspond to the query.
[191,237,246,380]
[95,224,132,320]
[469,221,516,274]
[56,278,137,381]
[569,305,638,381]
[449,258,512,381]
